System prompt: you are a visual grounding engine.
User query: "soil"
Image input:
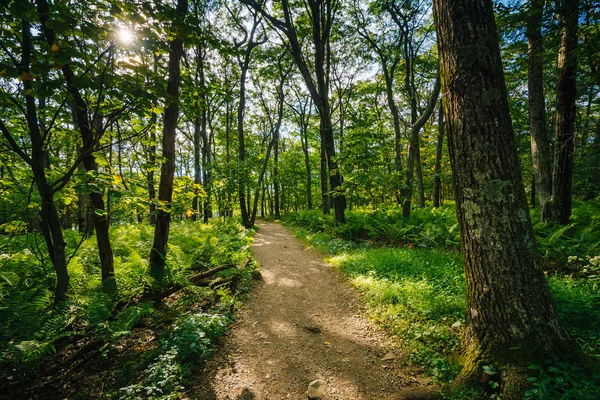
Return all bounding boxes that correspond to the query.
[193,221,434,400]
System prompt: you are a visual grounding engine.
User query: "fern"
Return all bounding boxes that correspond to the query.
[108,303,153,341]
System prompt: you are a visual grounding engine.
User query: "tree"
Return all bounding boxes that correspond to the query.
[547,0,579,224]
[242,0,348,224]
[352,0,405,204]
[0,16,70,303]
[229,4,266,228]
[149,0,188,283]
[37,0,116,288]
[288,86,315,210]
[527,0,552,217]
[432,101,444,208]
[432,0,586,397]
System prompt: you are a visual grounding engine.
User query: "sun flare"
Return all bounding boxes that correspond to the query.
[118,27,134,44]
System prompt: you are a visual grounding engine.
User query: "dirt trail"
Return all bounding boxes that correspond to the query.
[194,221,425,400]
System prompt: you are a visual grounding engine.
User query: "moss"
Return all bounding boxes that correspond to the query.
[484,179,511,203]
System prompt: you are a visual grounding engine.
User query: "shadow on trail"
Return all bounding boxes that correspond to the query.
[191,222,419,399]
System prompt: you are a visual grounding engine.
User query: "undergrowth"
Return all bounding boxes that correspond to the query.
[0,219,256,399]
[283,201,600,399]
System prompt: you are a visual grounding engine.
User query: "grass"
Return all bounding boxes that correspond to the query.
[283,202,600,398]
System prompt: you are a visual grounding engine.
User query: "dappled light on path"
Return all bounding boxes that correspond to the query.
[194,221,422,400]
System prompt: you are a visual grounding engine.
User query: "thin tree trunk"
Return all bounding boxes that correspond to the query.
[383,69,404,202]
[299,108,313,210]
[13,19,69,303]
[192,99,202,221]
[433,103,445,208]
[433,0,585,397]
[37,0,115,285]
[250,138,276,225]
[401,76,440,218]
[149,0,187,283]
[548,0,579,224]
[148,110,158,225]
[415,144,425,207]
[273,129,281,219]
[527,0,552,217]
[319,126,330,214]
[198,46,211,223]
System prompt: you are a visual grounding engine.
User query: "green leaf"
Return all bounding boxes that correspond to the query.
[94,208,107,216]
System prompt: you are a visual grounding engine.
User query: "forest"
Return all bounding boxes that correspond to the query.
[0,0,599,398]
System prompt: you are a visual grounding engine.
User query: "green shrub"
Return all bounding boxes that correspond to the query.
[0,218,256,398]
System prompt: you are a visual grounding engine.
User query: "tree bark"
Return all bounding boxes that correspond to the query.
[433,0,584,397]
[527,0,553,218]
[299,103,313,210]
[149,0,188,283]
[236,15,263,229]
[148,109,158,225]
[10,19,70,303]
[37,0,115,285]
[319,127,330,214]
[433,103,444,208]
[547,0,579,224]
[193,108,202,221]
[400,76,440,218]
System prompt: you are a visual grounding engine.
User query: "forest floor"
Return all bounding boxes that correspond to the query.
[193,221,435,400]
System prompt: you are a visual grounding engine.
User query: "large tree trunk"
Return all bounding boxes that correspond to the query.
[149,0,187,283]
[547,0,579,224]
[527,0,552,218]
[433,103,444,208]
[433,0,584,397]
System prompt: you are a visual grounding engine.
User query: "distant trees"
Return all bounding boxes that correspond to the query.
[242,0,348,224]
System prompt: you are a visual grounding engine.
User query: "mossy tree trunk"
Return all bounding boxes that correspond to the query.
[433,0,585,397]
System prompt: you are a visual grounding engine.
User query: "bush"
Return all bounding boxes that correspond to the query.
[0,218,255,398]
